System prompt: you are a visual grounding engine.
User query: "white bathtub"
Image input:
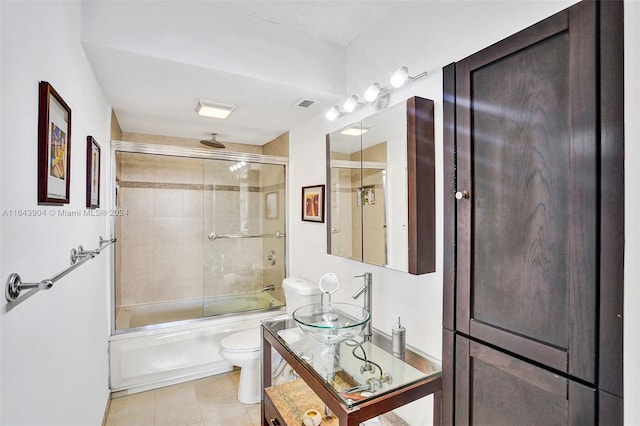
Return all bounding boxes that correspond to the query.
[115,291,284,330]
[109,308,287,395]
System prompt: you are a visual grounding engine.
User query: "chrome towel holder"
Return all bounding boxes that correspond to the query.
[5,236,116,303]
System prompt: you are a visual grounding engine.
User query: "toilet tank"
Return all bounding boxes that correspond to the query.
[282,277,321,316]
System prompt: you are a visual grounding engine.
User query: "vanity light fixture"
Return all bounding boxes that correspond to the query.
[343,95,360,113]
[326,105,342,121]
[390,66,409,88]
[325,66,428,121]
[195,99,236,119]
[364,83,381,102]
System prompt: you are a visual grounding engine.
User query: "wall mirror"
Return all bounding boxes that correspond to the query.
[326,96,435,274]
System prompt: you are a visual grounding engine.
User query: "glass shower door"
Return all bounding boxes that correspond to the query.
[202,159,286,317]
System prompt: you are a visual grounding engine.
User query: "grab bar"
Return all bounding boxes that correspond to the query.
[207,231,285,241]
[5,236,116,303]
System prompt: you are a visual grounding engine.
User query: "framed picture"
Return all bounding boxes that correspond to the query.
[265,191,278,219]
[38,81,71,205]
[86,136,101,209]
[301,185,325,223]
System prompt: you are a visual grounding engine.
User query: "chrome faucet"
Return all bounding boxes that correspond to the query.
[261,284,275,292]
[352,272,372,341]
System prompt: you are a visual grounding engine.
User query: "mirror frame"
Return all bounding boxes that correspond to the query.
[326,96,435,274]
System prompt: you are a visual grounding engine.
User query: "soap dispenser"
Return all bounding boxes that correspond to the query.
[391,314,406,359]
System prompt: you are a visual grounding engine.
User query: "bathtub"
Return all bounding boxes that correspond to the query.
[115,291,285,330]
[109,306,287,395]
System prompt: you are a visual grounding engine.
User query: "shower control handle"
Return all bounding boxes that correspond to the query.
[266,250,276,266]
[208,232,217,240]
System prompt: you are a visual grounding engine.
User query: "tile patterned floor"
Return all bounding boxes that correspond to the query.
[105,370,261,426]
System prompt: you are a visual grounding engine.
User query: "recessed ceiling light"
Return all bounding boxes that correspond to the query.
[195,99,236,119]
[340,126,369,136]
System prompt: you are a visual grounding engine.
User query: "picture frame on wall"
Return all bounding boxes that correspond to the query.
[38,81,71,205]
[301,184,325,223]
[86,136,101,209]
[265,191,278,219]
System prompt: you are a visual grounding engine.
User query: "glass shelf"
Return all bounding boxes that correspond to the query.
[262,316,441,409]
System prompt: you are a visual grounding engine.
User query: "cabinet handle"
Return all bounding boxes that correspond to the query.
[455,190,470,200]
[269,419,281,426]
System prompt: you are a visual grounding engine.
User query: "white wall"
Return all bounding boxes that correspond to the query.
[289,1,640,424]
[0,1,3,421]
[0,1,112,425]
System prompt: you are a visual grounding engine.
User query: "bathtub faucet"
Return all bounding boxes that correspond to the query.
[261,285,275,292]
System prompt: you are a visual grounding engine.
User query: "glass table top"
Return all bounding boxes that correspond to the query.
[263,316,441,408]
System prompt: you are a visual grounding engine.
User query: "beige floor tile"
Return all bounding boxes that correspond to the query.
[244,403,262,426]
[105,411,155,426]
[193,374,236,400]
[198,391,239,408]
[229,369,241,388]
[155,381,198,407]
[107,390,155,420]
[201,404,253,426]
[198,397,243,420]
[155,399,203,426]
[105,372,257,426]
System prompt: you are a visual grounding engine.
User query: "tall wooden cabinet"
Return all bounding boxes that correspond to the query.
[442,1,624,424]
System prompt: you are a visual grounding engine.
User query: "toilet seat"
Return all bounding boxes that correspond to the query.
[220,329,260,353]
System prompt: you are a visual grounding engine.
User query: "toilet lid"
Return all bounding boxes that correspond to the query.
[220,329,260,352]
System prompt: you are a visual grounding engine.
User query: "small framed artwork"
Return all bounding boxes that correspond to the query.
[301,184,325,223]
[86,136,101,209]
[38,81,72,205]
[265,191,278,219]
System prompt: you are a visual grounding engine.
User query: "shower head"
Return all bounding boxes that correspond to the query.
[200,133,226,149]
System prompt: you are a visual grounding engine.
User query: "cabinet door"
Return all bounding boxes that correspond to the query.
[455,336,595,426]
[455,2,598,383]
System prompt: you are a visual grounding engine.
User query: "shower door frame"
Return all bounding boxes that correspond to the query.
[109,140,289,335]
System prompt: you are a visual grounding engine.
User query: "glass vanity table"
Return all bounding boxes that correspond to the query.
[261,316,442,425]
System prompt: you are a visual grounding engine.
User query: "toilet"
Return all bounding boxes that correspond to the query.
[219,277,321,404]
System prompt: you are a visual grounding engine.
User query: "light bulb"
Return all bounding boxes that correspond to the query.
[364,83,381,102]
[343,95,359,112]
[390,66,409,88]
[325,105,340,121]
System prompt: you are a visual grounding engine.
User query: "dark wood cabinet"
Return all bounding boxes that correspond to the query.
[455,335,596,426]
[442,1,624,424]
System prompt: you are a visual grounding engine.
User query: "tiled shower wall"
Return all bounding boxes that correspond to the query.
[116,153,205,307]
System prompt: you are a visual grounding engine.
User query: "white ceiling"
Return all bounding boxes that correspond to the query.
[218,1,400,46]
[81,1,400,146]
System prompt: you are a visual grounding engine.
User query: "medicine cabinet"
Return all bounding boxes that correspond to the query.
[326,96,435,274]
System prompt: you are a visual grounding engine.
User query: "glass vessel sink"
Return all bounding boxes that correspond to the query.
[292,303,370,344]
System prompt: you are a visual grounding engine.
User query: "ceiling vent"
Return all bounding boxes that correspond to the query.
[293,98,316,108]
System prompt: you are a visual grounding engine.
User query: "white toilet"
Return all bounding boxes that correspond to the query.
[219,277,321,404]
